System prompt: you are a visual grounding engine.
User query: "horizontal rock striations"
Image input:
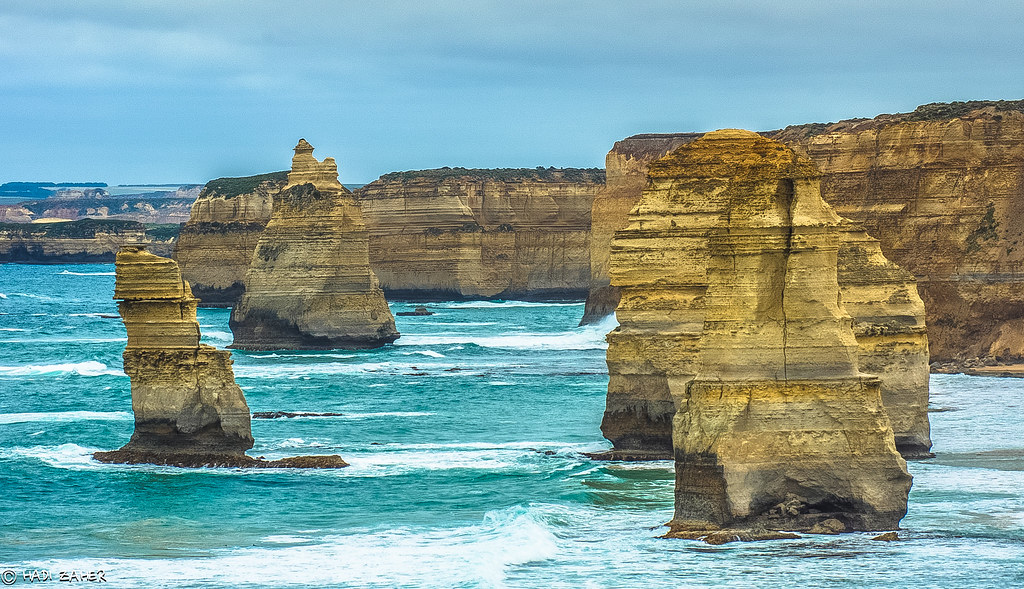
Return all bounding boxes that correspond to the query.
[96,246,255,461]
[355,167,603,300]
[228,140,398,350]
[599,132,930,461]
[612,130,911,536]
[174,172,286,305]
[94,247,348,468]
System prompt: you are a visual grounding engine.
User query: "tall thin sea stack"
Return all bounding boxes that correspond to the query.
[229,139,399,350]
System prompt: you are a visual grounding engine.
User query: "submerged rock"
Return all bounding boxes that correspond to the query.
[606,130,912,536]
[228,140,399,350]
[396,306,434,316]
[93,247,346,469]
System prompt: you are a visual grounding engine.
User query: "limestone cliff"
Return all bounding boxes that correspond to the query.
[229,140,398,350]
[772,101,1024,362]
[0,219,176,263]
[608,130,910,536]
[601,130,929,465]
[174,172,285,305]
[96,247,254,460]
[581,134,700,324]
[354,167,603,299]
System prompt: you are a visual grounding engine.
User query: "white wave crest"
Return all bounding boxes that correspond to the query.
[402,350,445,358]
[435,300,583,309]
[57,270,116,276]
[0,361,123,377]
[0,411,131,425]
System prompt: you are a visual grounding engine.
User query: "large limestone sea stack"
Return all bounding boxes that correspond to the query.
[606,130,912,535]
[229,140,399,350]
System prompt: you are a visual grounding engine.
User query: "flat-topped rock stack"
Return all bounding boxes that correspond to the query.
[228,140,399,350]
[604,130,912,537]
[94,247,348,468]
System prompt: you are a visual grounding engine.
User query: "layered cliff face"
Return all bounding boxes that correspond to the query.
[174,172,285,305]
[96,247,254,461]
[581,134,700,324]
[603,130,929,463]
[606,130,911,537]
[229,141,398,350]
[0,219,176,262]
[772,101,1024,362]
[354,167,603,299]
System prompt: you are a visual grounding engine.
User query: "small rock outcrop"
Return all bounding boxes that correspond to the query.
[228,140,399,350]
[608,130,912,536]
[94,247,347,468]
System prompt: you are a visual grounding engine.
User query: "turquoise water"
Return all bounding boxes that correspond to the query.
[1,264,1022,588]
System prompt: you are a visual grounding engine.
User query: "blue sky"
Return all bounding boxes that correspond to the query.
[1,1,1021,184]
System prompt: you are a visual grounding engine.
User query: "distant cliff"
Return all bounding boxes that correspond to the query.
[176,167,603,304]
[356,167,603,300]
[583,100,1024,363]
[0,219,177,263]
[174,172,285,305]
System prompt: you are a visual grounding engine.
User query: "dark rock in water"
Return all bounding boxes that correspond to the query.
[584,450,671,461]
[807,518,847,535]
[660,526,801,545]
[93,450,348,469]
[397,306,434,316]
[251,411,346,419]
[872,531,900,541]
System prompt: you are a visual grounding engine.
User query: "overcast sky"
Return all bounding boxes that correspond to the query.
[1,0,1021,184]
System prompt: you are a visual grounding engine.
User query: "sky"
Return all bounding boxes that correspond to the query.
[1,1,1022,184]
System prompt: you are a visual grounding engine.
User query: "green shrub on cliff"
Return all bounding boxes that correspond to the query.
[0,218,143,238]
[202,171,289,199]
[377,167,605,184]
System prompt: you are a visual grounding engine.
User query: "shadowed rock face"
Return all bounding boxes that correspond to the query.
[608,130,912,534]
[228,140,398,350]
[100,247,254,458]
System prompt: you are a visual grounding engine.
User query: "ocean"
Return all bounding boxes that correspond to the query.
[0,264,1022,588]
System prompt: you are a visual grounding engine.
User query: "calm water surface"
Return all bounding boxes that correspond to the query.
[0,264,1022,588]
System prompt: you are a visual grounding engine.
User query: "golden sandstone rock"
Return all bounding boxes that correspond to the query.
[228,140,398,350]
[355,167,602,299]
[608,130,911,534]
[95,247,254,461]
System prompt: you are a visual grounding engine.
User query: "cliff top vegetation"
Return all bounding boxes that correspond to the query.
[0,219,181,240]
[376,167,605,184]
[201,171,288,199]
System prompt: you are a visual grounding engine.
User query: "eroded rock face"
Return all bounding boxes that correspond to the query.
[607,130,912,534]
[228,140,398,350]
[100,247,254,458]
[174,172,285,305]
[356,168,602,299]
[773,102,1024,362]
[600,131,930,461]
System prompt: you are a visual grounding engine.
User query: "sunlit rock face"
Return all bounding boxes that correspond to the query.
[355,167,603,300]
[605,130,912,533]
[174,172,285,305]
[104,247,254,458]
[228,140,398,350]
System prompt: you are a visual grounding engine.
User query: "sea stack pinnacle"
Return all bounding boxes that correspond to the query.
[95,246,254,462]
[604,130,912,536]
[229,139,399,350]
